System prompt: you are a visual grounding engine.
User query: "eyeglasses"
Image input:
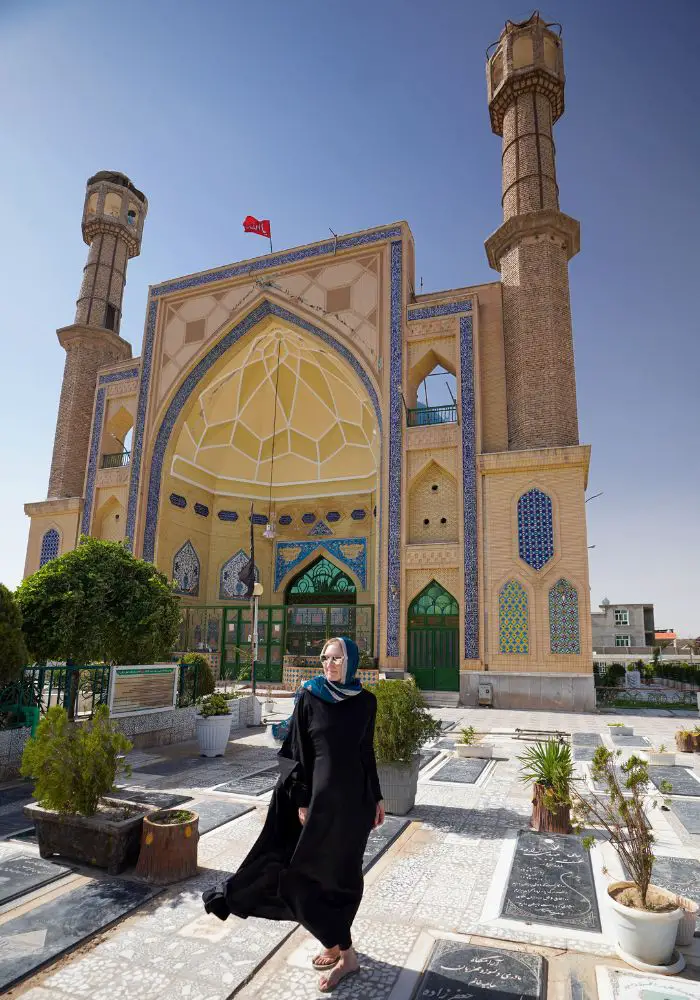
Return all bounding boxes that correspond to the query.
[320,654,344,663]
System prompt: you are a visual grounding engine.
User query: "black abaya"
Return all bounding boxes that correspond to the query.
[216,687,383,950]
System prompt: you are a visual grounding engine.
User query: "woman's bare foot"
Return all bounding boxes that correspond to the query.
[312,946,340,970]
[319,947,360,992]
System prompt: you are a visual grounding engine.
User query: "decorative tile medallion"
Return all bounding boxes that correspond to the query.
[172,540,200,596]
[219,550,259,600]
[326,511,341,522]
[275,538,367,591]
[278,514,292,526]
[308,519,332,536]
[169,493,187,509]
[301,513,316,524]
[351,508,366,520]
[549,578,580,654]
[499,579,529,654]
[518,488,554,570]
[217,509,237,521]
[39,528,60,567]
[251,512,267,525]
[193,502,209,518]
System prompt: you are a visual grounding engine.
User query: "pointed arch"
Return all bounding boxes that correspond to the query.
[284,555,357,605]
[498,579,529,654]
[172,540,200,596]
[549,577,580,654]
[94,494,125,543]
[517,488,554,570]
[39,528,61,568]
[408,460,458,543]
[408,580,459,618]
[407,346,456,408]
[219,549,260,600]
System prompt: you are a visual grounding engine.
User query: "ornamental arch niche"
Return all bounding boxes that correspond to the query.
[408,460,458,544]
[406,580,459,692]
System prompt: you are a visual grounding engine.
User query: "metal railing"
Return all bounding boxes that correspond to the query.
[407,404,457,427]
[101,450,131,469]
[19,665,111,720]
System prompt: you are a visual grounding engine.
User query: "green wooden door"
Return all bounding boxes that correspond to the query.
[222,606,284,683]
[407,582,459,691]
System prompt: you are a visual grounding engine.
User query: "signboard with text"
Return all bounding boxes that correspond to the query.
[108,664,178,717]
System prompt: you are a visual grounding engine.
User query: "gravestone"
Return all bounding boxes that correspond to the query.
[109,788,193,809]
[429,758,490,785]
[0,855,70,906]
[434,738,457,750]
[214,767,278,796]
[572,733,602,747]
[191,799,253,835]
[671,800,700,835]
[0,807,33,839]
[610,734,651,748]
[642,856,700,930]
[440,722,456,733]
[0,784,33,807]
[134,755,210,777]
[501,830,601,931]
[596,965,700,1000]
[573,748,597,762]
[625,670,641,689]
[648,767,700,797]
[420,749,440,769]
[0,877,156,992]
[362,816,409,873]
[414,940,544,1000]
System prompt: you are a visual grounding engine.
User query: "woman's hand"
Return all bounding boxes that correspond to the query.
[298,807,308,826]
[374,800,385,829]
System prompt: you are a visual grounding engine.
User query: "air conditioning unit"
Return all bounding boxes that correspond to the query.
[478,682,493,707]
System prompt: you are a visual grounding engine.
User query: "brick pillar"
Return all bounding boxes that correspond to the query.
[484,13,580,451]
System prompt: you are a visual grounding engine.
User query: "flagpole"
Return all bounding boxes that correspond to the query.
[269,236,273,254]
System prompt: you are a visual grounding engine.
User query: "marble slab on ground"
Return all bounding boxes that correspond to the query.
[642,856,700,928]
[573,747,598,762]
[0,876,157,992]
[0,806,33,839]
[420,749,440,769]
[501,830,601,932]
[131,755,211,777]
[440,721,456,732]
[414,940,544,1000]
[429,757,490,784]
[193,798,254,834]
[671,800,700,835]
[362,816,409,873]
[0,854,71,906]
[596,964,700,1000]
[434,738,457,750]
[648,766,700,797]
[572,733,603,747]
[213,767,278,796]
[109,787,193,808]
[0,784,34,807]
[610,734,651,747]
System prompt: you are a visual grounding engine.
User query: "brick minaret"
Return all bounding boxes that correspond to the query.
[47,172,147,498]
[485,13,580,451]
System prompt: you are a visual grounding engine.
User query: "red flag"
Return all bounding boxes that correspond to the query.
[242,215,271,239]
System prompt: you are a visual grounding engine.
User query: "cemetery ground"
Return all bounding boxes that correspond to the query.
[4,706,700,999]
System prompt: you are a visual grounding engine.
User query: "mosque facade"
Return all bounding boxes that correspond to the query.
[24,13,593,709]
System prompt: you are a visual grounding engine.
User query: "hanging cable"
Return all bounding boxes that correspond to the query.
[263,338,283,540]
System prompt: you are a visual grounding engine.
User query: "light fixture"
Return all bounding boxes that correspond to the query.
[263,512,277,540]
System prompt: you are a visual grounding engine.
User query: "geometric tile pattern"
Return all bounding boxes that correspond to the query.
[172,539,200,596]
[39,528,60,567]
[274,538,367,591]
[169,493,187,508]
[308,519,332,536]
[460,313,478,659]
[219,549,259,600]
[549,577,580,654]
[517,488,554,570]
[386,239,403,656]
[499,579,529,654]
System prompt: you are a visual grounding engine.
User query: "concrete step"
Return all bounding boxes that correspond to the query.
[420,691,460,708]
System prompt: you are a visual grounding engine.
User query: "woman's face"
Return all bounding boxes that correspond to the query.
[321,640,345,682]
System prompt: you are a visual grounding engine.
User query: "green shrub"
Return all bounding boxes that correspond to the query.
[459,725,478,745]
[518,739,574,812]
[197,693,231,717]
[21,704,132,816]
[0,584,28,686]
[372,679,441,765]
[358,650,376,670]
[179,653,215,705]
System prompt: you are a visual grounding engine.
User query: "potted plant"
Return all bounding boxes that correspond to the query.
[455,725,494,759]
[692,726,700,752]
[646,744,675,766]
[573,747,682,971]
[195,693,232,757]
[21,704,149,874]
[518,739,574,834]
[373,679,440,815]
[676,729,694,753]
[135,807,199,884]
[607,722,634,736]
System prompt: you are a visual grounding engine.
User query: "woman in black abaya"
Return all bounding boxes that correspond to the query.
[202,635,384,993]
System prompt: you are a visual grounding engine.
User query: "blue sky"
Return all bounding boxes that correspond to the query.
[1,0,698,635]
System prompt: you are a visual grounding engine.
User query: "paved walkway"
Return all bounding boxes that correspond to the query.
[4,706,700,999]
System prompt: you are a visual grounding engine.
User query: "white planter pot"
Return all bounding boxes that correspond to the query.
[676,896,698,947]
[607,882,683,968]
[455,743,494,759]
[608,725,634,736]
[377,756,420,816]
[195,714,232,757]
[647,753,676,766]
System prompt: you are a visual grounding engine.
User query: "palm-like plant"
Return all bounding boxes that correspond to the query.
[518,739,574,821]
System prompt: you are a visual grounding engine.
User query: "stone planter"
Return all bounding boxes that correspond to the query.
[24,799,150,874]
[455,743,494,759]
[675,896,698,947]
[647,752,676,766]
[377,756,420,816]
[195,714,231,757]
[135,808,199,884]
[607,881,683,971]
[608,725,634,736]
[530,782,572,834]
[676,732,694,753]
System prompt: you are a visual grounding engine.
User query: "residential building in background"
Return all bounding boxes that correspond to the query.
[591,599,655,654]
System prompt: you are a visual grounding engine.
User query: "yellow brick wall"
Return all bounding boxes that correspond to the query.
[23,500,82,577]
[408,461,458,544]
[474,284,508,454]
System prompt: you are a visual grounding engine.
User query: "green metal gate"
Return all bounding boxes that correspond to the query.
[222,606,284,683]
[407,581,459,691]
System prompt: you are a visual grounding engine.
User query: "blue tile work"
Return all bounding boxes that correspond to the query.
[386,239,403,657]
[301,513,316,524]
[98,367,140,383]
[136,300,384,562]
[278,514,292,526]
[549,578,581,654]
[326,511,341,522]
[172,540,200,596]
[127,299,158,548]
[407,299,473,321]
[193,502,209,517]
[219,550,259,600]
[308,519,332,536]
[499,580,529,654]
[39,528,60,567]
[518,489,554,570]
[275,538,367,591]
[251,513,267,525]
[460,314,479,660]
[80,386,106,535]
[169,493,187,509]
[217,509,238,521]
[150,226,403,297]
[351,509,366,520]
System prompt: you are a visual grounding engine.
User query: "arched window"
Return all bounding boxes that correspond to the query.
[498,580,529,654]
[549,578,580,654]
[219,550,259,600]
[286,557,356,605]
[517,488,554,570]
[173,541,200,596]
[104,192,122,218]
[410,364,457,426]
[39,528,60,567]
[408,581,459,619]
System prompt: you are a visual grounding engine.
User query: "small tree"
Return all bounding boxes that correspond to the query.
[372,679,441,764]
[16,537,181,667]
[0,583,28,687]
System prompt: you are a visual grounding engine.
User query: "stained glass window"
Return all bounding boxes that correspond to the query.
[408,581,459,620]
[517,489,554,570]
[499,580,529,654]
[549,578,580,654]
[39,528,60,567]
[287,557,356,603]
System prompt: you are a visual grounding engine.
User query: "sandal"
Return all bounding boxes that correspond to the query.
[312,951,340,970]
[319,964,360,993]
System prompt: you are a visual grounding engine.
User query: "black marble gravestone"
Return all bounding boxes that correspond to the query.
[610,734,651,747]
[362,816,409,873]
[415,940,545,1000]
[643,856,700,930]
[0,854,71,906]
[440,721,456,733]
[0,784,33,807]
[573,748,597,762]
[501,831,601,931]
[214,767,278,796]
[434,738,457,750]
[134,755,210,777]
[193,799,254,834]
[420,749,440,769]
[671,800,700,835]
[429,758,490,784]
[0,877,156,992]
[0,806,33,839]
[109,788,193,809]
[572,733,602,747]
[649,767,700,797]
